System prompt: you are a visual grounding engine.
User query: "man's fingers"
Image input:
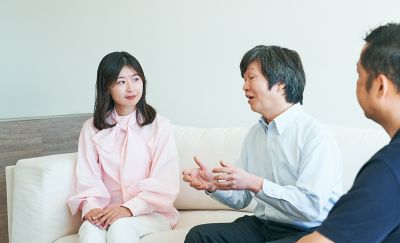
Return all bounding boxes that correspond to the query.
[212,167,231,174]
[182,169,192,175]
[194,156,206,170]
[220,160,230,167]
[183,175,194,182]
[214,180,234,190]
[190,179,208,190]
[190,179,202,188]
[212,161,233,173]
[213,173,231,181]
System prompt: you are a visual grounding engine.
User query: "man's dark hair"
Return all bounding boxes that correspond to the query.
[240,45,306,104]
[361,23,400,91]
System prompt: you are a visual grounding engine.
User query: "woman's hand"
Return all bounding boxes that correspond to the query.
[97,206,133,229]
[84,208,105,226]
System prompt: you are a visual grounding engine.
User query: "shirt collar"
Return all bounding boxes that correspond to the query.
[258,103,302,135]
[258,117,269,133]
[109,109,137,126]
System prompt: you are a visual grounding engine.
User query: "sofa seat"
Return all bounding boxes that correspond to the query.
[54,210,252,243]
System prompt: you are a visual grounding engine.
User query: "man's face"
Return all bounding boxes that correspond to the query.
[242,61,285,119]
[356,56,374,120]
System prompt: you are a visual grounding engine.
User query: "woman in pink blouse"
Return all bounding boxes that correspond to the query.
[67,51,179,243]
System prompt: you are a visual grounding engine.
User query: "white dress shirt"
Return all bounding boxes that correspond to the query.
[209,104,343,228]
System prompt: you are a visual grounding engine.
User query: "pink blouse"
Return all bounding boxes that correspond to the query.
[67,110,179,227]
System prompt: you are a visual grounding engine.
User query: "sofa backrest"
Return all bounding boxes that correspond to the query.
[173,125,253,211]
[327,125,389,191]
[6,124,390,243]
[172,125,390,209]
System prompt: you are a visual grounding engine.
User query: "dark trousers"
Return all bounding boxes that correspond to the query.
[184,215,315,243]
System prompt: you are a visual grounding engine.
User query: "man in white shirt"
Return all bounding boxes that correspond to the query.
[182,45,343,243]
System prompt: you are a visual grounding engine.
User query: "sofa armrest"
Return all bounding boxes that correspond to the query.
[11,153,81,243]
[6,166,15,241]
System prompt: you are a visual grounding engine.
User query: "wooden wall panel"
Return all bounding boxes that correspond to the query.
[0,114,91,243]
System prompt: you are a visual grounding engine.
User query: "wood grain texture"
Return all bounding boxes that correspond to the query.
[0,114,91,243]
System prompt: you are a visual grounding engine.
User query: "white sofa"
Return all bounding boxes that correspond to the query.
[6,125,389,243]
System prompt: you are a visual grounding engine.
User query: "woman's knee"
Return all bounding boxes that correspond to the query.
[106,218,139,242]
[79,221,106,243]
[79,220,101,234]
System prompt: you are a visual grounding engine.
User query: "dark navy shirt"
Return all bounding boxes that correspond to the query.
[317,129,400,243]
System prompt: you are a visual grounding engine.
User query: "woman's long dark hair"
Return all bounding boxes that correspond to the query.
[93,51,156,130]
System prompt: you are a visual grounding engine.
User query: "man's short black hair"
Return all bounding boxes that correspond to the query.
[361,23,400,91]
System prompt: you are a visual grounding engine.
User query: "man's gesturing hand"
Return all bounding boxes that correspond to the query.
[212,160,263,193]
[182,156,217,192]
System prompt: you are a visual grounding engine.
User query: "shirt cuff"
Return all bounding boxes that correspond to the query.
[256,179,284,200]
[81,200,102,219]
[205,189,217,195]
[122,197,155,216]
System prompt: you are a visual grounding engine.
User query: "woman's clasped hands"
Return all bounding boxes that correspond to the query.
[84,206,132,229]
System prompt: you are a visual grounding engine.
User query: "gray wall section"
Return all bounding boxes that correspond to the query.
[0,114,91,243]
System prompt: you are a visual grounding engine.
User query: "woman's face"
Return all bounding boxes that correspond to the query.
[109,65,143,116]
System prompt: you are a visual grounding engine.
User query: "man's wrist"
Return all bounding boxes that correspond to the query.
[249,176,263,193]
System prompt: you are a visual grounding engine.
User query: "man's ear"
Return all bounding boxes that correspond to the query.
[375,74,390,98]
[277,81,286,92]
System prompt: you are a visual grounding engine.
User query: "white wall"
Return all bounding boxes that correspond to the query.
[1,0,399,128]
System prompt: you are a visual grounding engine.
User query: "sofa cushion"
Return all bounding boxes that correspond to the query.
[142,210,252,243]
[54,210,252,243]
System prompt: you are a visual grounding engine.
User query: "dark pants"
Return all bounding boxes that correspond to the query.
[184,215,315,243]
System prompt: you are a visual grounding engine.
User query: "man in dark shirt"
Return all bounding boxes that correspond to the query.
[298,23,400,243]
